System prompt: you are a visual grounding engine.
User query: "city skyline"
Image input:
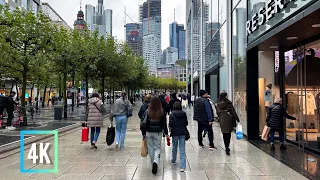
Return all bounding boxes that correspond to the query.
[44,0,186,50]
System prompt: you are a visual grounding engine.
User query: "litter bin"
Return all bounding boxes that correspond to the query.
[54,101,63,120]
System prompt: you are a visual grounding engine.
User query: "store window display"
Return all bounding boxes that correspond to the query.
[284,40,320,151]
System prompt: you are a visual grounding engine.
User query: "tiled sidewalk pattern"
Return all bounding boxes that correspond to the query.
[0,102,308,180]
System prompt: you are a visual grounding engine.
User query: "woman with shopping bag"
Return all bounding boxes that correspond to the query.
[216,92,239,155]
[140,96,169,175]
[266,98,296,150]
[87,93,104,149]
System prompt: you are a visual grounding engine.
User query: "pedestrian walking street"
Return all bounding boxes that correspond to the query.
[0,102,308,180]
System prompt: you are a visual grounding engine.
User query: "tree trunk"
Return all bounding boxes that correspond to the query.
[71,74,75,112]
[42,84,47,108]
[36,83,40,112]
[48,85,52,106]
[85,70,89,111]
[101,74,105,103]
[58,74,62,101]
[21,71,27,125]
[15,82,19,100]
[63,72,67,118]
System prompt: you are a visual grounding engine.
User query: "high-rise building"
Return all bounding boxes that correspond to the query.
[85,0,112,38]
[143,34,161,76]
[164,47,178,65]
[125,23,142,56]
[140,0,161,75]
[178,30,186,60]
[169,22,185,60]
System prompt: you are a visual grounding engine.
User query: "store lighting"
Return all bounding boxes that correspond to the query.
[312,24,320,28]
[286,37,298,40]
[269,46,278,49]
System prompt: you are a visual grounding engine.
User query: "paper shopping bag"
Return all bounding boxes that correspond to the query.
[261,125,270,141]
[141,139,148,157]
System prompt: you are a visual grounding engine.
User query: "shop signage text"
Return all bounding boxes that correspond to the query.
[246,0,296,36]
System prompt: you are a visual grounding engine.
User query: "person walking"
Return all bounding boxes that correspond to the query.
[191,94,195,106]
[113,92,132,150]
[0,94,6,119]
[87,93,104,149]
[5,92,18,130]
[181,94,188,109]
[216,92,239,155]
[159,94,170,115]
[140,96,169,174]
[169,102,188,172]
[187,94,191,108]
[169,92,181,113]
[267,97,296,150]
[193,90,215,150]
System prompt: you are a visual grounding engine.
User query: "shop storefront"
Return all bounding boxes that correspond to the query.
[246,0,320,155]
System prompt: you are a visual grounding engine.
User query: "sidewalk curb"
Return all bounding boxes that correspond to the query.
[0,123,80,159]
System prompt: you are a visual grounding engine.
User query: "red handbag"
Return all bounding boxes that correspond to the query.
[81,122,89,142]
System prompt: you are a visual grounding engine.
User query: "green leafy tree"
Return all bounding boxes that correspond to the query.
[0,6,55,123]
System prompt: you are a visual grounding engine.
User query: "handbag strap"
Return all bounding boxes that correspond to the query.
[93,103,101,113]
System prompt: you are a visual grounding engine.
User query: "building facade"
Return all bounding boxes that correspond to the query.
[85,0,112,38]
[164,47,178,65]
[187,0,320,178]
[169,22,185,60]
[74,9,86,31]
[41,2,71,29]
[143,34,161,76]
[125,23,142,56]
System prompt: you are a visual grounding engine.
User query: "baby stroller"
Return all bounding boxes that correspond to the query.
[12,106,24,127]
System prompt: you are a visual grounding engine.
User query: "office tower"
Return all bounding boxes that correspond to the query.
[143,34,161,76]
[125,23,142,56]
[164,47,178,65]
[85,0,112,38]
[140,0,162,75]
[169,22,185,60]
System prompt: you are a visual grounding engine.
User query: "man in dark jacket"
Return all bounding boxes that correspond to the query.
[159,94,169,115]
[267,97,296,150]
[193,89,215,150]
[169,92,181,113]
[5,92,18,130]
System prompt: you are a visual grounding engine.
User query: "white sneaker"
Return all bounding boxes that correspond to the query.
[115,143,119,150]
[180,169,185,172]
[10,126,16,130]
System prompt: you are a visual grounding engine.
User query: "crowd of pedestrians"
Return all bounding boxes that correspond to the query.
[82,90,243,175]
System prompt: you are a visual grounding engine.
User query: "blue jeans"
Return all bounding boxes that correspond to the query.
[171,135,186,169]
[269,129,284,144]
[115,115,128,149]
[90,127,101,143]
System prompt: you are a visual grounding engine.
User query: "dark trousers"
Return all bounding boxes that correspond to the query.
[270,129,284,144]
[0,107,4,118]
[223,132,232,148]
[6,110,14,126]
[198,123,214,146]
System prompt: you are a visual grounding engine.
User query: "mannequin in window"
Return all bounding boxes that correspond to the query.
[265,84,273,110]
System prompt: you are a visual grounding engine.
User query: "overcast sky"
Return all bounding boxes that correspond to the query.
[44,0,186,50]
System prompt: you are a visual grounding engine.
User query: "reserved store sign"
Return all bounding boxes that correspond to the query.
[246,0,296,36]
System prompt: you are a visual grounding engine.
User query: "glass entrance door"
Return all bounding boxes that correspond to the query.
[284,41,320,176]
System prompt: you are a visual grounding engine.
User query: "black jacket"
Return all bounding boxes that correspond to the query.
[0,96,6,108]
[138,102,149,120]
[266,103,296,130]
[141,112,168,135]
[160,97,169,115]
[193,97,211,124]
[169,98,181,112]
[5,96,17,111]
[169,110,188,136]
